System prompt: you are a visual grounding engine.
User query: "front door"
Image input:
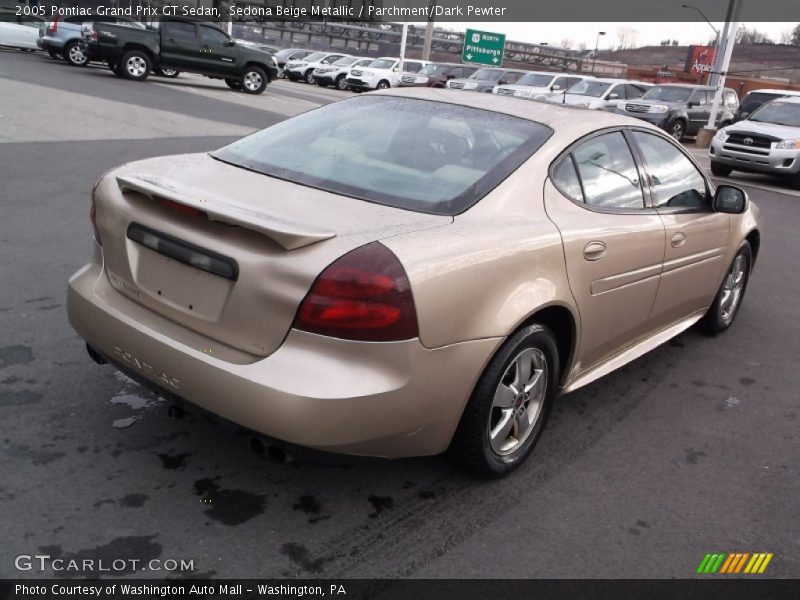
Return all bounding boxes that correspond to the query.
[544,130,666,374]
[197,24,238,76]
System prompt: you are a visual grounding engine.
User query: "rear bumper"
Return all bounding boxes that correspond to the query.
[709,140,800,175]
[67,258,498,458]
[40,34,68,51]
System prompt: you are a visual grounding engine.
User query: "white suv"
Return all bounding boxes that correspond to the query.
[313,56,373,90]
[284,51,349,84]
[345,57,429,91]
[493,72,593,100]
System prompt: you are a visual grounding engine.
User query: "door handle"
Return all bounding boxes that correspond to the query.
[671,232,687,248]
[583,241,607,261]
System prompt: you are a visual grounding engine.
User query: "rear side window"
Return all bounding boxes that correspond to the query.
[163,21,196,39]
[213,96,553,216]
[551,157,583,202]
[571,132,644,209]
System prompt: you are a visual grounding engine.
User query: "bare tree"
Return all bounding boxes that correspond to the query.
[791,24,800,46]
[559,38,574,50]
[736,27,773,44]
[616,26,639,50]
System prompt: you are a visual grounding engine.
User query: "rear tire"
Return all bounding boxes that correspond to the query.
[155,66,180,78]
[48,49,60,60]
[224,78,241,90]
[700,242,752,335]
[449,324,559,478]
[710,161,733,177]
[63,40,88,67]
[241,66,267,94]
[120,49,151,81]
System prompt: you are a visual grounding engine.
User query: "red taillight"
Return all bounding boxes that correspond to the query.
[294,242,419,342]
[157,197,205,218]
[90,176,103,246]
[48,17,58,34]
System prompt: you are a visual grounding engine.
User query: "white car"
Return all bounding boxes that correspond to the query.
[284,51,349,84]
[493,72,593,100]
[345,57,429,91]
[313,56,373,90]
[543,78,652,110]
[0,11,43,51]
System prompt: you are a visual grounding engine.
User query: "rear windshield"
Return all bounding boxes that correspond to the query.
[642,86,694,102]
[212,96,553,216]
[749,101,800,127]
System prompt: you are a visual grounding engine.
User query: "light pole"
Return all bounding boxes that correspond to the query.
[682,3,721,86]
[591,31,605,75]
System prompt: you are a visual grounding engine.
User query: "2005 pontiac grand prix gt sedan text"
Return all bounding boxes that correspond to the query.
[67,88,762,477]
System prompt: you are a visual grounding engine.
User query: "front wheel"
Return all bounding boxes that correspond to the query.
[700,242,752,335]
[120,50,151,81]
[449,324,559,478]
[376,79,390,90]
[241,66,268,94]
[63,40,88,67]
[224,78,241,90]
[667,119,686,140]
[710,161,733,177]
[304,69,315,84]
[335,75,349,91]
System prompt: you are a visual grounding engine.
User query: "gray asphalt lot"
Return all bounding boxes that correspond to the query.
[1,48,798,579]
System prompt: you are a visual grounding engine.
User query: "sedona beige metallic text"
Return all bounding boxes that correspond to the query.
[68,88,762,476]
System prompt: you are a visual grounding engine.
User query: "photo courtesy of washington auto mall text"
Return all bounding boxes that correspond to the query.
[1,0,800,598]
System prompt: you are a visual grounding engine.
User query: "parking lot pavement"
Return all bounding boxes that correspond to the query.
[1,48,798,579]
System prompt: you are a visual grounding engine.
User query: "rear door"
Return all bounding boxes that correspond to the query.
[687,90,711,134]
[629,130,729,328]
[159,20,202,70]
[544,130,666,373]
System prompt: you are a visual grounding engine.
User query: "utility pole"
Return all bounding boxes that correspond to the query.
[399,22,408,72]
[696,0,741,148]
[422,0,436,61]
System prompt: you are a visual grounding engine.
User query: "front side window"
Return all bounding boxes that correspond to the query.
[213,96,553,216]
[200,25,229,45]
[471,68,503,81]
[567,80,612,97]
[571,132,644,209]
[632,132,709,210]
[369,58,396,70]
[516,73,555,87]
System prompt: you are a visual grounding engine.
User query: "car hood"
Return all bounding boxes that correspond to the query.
[724,119,800,139]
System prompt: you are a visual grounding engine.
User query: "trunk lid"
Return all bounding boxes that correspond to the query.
[95,153,451,358]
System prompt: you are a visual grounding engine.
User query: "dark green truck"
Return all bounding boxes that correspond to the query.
[83,18,278,94]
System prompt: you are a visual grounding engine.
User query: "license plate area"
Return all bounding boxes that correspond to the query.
[126,223,236,320]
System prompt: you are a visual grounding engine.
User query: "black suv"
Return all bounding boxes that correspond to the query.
[615,84,739,139]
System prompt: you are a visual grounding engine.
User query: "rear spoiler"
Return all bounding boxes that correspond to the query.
[116,174,336,251]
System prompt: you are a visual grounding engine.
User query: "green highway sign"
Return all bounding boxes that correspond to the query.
[461,28,506,67]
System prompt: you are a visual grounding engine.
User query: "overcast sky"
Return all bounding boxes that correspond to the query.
[433,22,798,48]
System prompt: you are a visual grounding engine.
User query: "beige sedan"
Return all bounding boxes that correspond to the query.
[67,88,762,477]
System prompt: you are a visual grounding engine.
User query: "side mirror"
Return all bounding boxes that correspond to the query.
[498,79,509,85]
[740,112,750,120]
[608,92,619,99]
[687,100,698,108]
[446,74,454,79]
[393,66,400,72]
[714,185,747,214]
[226,39,236,47]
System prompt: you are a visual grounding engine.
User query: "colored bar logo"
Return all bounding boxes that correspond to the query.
[697,552,773,574]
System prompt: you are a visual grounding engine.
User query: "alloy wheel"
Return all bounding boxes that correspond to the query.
[126,56,147,78]
[243,71,263,92]
[720,254,747,325]
[488,348,548,456]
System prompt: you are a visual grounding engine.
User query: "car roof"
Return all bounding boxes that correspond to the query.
[375,87,661,133]
[747,88,800,96]
[769,95,800,104]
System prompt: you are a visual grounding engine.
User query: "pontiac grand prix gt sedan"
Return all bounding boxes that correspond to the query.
[67,89,762,477]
